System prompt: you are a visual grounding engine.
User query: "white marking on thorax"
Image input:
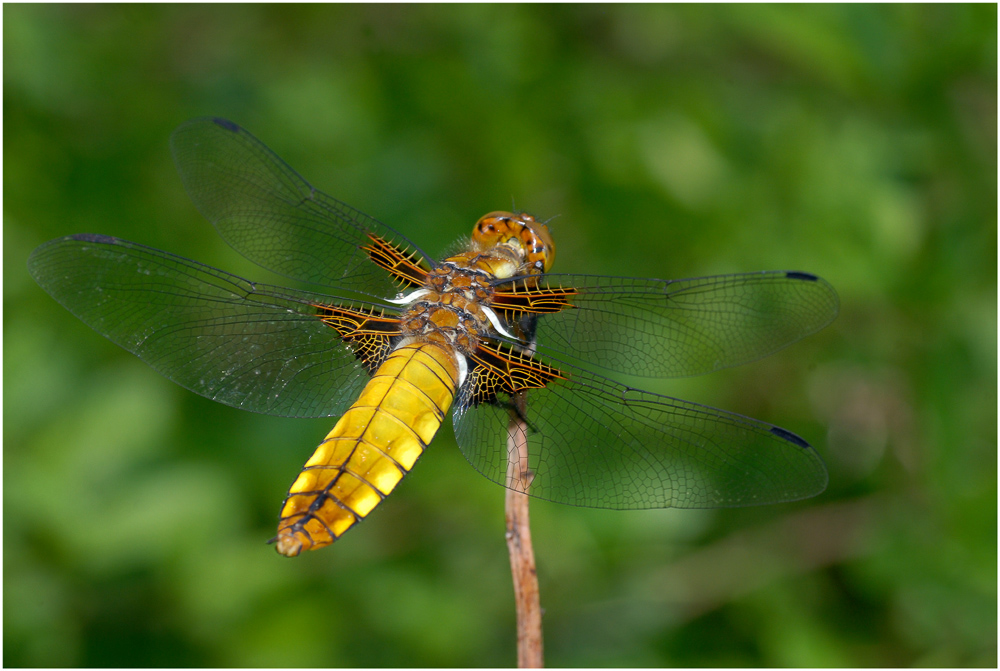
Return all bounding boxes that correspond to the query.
[456,353,468,388]
[481,306,516,340]
[387,288,431,305]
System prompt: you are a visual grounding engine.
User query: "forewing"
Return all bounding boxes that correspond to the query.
[27,234,388,418]
[170,117,432,296]
[452,362,828,509]
[494,271,839,378]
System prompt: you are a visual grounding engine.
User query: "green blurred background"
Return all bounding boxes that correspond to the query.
[5,4,996,667]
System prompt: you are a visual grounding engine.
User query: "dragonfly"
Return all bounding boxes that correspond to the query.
[28,118,839,557]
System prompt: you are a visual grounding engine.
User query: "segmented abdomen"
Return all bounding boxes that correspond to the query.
[275,342,459,556]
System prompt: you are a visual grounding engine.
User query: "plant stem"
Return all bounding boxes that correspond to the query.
[505,392,543,667]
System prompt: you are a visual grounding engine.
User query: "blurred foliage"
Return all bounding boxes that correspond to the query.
[4,4,996,667]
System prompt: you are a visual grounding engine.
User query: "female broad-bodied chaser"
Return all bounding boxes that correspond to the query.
[28,118,838,556]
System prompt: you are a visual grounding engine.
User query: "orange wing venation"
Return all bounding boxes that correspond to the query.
[453,359,829,510]
[274,341,459,556]
[361,232,431,289]
[170,118,435,298]
[491,279,578,316]
[28,119,838,558]
[500,271,840,379]
[315,302,403,373]
[465,340,567,406]
[26,233,389,419]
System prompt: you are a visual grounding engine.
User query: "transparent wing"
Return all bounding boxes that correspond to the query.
[499,271,839,378]
[27,234,387,418]
[170,117,432,297]
[452,361,828,509]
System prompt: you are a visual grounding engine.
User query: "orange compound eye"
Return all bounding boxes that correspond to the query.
[472,211,556,273]
[472,211,512,247]
[522,215,555,273]
[476,218,498,235]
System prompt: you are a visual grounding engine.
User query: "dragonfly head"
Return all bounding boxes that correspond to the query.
[473,211,555,274]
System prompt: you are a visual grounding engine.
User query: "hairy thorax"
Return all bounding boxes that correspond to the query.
[398,246,523,356]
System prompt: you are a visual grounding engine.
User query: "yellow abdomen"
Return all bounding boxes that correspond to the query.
[275,341,459,556]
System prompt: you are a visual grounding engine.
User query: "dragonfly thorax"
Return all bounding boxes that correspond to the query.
[399,263,499,356]
[29,118,837,557]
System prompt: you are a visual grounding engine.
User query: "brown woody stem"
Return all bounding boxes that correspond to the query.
[505,391,543,667]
